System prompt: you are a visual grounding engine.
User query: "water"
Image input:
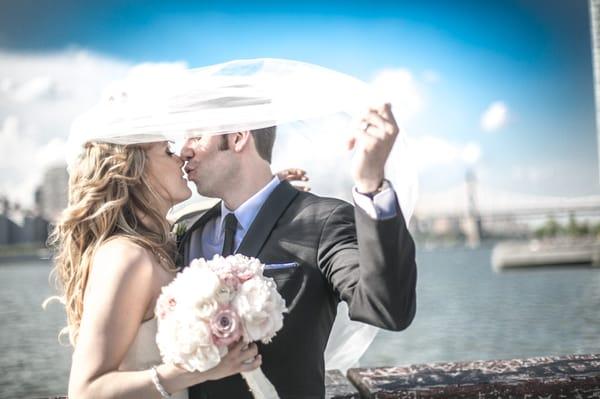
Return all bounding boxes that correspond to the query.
[362,246,600,366]
[0,260,72,398]
[2,246,600,397]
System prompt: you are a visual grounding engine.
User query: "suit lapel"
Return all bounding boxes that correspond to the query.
[179,202,221,265]
[236,180,299,258]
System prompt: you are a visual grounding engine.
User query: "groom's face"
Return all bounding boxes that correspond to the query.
[180,134,238,197]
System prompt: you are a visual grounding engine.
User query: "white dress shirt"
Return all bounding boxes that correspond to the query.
[200,176,281,259]
[191,176,399,260]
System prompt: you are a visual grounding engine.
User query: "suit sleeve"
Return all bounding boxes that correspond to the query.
[316,200,417,331]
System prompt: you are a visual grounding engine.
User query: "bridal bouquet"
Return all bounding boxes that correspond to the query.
[155,254,287,398]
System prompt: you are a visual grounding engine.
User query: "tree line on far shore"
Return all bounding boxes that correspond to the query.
[535,214,600,239]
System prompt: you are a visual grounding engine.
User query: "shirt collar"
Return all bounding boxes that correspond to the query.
[219,176,281,235]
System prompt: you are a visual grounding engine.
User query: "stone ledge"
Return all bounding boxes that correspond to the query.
[347,354,600,398]
[326,369,360,398]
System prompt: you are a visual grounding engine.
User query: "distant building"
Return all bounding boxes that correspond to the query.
[0,198,50,245]
[0,214,16,245]
[21,213,49,244]
[0,164,66,247]
[36,164,69,222]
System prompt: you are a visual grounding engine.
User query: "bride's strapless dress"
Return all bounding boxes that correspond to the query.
[119,317,189,399]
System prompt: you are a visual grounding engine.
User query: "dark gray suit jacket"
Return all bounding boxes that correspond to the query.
[178,180,417,399]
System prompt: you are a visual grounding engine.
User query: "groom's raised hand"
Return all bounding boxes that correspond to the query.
[348,103,399,193]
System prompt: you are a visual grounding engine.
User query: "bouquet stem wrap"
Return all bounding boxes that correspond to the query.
[242,368,280,399]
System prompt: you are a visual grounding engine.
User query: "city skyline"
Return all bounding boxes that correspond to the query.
[0,0,598,208]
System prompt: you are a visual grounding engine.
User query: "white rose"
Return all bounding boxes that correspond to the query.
[195,298,219,320]
[156,318,179,360]
[215,284,235,304]
[184,344,222,372]
[234,276,287,342]
[176,319,209,354]
[188,265,222,302]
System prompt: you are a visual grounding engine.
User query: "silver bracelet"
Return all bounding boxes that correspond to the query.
[150,365,171,398]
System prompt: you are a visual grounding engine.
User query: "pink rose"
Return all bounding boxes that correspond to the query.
[210,307,241,347]
[219,272,241,290]
[234,265,256,282]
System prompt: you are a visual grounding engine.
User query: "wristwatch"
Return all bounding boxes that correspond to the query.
[360,179,391,198]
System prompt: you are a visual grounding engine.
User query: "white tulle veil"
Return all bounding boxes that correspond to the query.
[67,58,418,372]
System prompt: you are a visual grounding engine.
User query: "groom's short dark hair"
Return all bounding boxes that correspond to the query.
[251,126,276,163]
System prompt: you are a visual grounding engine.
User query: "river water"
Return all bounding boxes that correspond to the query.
[1,245,599,397]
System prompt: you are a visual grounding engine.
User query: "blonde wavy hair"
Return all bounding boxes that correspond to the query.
[47,141,178,346]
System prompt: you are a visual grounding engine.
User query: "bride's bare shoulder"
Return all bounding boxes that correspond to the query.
[95,236,148,258]
[80,238,161,335]
[89,237,156,285]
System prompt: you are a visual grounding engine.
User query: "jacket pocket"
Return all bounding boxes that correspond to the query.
[263,261,301,280]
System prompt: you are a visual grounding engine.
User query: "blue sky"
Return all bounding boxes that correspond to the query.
[0,0,598,205]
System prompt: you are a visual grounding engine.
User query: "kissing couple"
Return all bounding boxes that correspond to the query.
[50,58,417,399]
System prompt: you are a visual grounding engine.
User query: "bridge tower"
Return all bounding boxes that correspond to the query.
[463,168,483,247]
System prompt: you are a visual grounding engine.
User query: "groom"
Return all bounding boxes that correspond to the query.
[178,103,417,399]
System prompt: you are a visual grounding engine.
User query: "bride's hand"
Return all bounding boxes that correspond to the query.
[148,342,261,394]
[204,340,262,381]
[276,168,310,191]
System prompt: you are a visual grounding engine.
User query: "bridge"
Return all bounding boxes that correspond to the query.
[412,180,600,245]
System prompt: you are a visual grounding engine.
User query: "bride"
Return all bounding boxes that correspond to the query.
[49,138,307,398]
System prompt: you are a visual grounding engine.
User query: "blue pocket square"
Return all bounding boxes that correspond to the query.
[264,262,300,270]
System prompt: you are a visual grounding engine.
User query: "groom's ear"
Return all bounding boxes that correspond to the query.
[231,131,252,153]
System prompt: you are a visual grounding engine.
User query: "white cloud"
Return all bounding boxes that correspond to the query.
[0,48,187,206]
[1,78,15,94]
[0,114,19,137]
[12,76,58,102]
[0,116,36,202]
[409,135,482,172]
[370,68,424,123]
[480,101,508,132]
